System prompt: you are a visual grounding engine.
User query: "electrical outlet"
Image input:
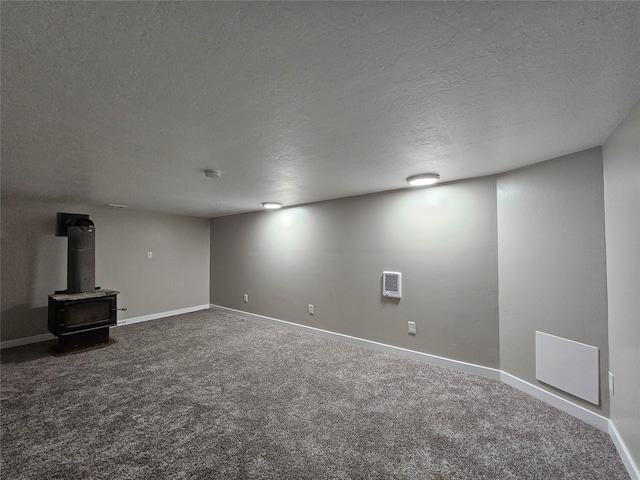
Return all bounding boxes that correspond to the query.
[608,372,614,396]
[408,321,416,335]
[243,294,249,303]
[147,251,153,259]
[308,304,314,315]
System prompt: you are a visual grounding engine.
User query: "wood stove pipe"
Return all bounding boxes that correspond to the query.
[56,214,96,294]
[67,221,95,293]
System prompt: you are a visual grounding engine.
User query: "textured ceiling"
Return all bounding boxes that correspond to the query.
[2,2,639,217]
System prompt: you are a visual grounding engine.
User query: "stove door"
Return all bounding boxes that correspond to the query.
[49,296,117,336]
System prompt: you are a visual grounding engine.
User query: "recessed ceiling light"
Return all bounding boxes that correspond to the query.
[205,169,222,178]
[105,203,128,208]
[262,202,283,210]
[406,173,440,186]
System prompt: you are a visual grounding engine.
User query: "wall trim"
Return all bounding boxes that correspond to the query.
[609,421,640,480]
[1,333,56,350]
[209,304,501,380]
[116,304,211,327]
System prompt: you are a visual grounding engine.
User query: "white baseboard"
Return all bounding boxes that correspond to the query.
[499,371,609,431]
[212,304,639,480]
[209,304,501,380]
[1,333,56,350]
[117,304,211,326]
[609,421,640,480]
[0,304,211,349]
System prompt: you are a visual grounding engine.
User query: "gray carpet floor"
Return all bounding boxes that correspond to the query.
[1,309,629,479]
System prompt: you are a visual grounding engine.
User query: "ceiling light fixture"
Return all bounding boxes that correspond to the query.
[262,202,283,210]
[205,169,222,178]
[406,173,440,186]
[105,203,128,209]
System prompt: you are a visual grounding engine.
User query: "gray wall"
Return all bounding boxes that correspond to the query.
[604,101,640,465]
[211,177,500,368]
[497,148,609,415]
[1,198,210,342]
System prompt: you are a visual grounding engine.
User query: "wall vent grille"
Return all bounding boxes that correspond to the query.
[382,271,402,298]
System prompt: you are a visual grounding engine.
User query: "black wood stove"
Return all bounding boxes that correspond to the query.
[48,213,125,352]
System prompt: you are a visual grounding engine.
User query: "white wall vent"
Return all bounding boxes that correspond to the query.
[382,271,402,298]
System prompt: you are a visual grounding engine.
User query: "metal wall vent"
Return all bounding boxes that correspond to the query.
[382,271,402,298]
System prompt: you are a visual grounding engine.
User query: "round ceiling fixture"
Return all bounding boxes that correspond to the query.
[262,202,283,210]
[406,173,440,186]
[205,169,222,178]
